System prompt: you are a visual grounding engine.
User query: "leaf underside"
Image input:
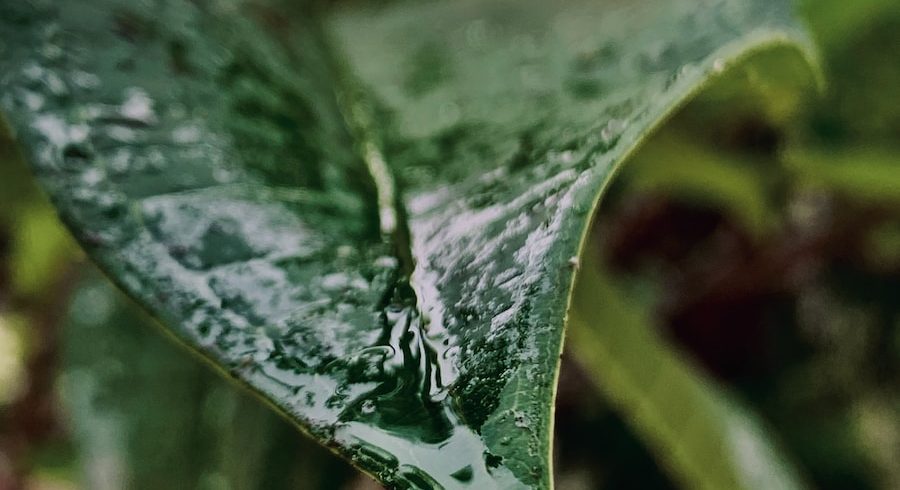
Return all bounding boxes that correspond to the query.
[0,0,816,488]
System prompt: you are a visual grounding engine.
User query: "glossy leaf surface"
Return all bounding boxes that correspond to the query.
[0,0,816,487]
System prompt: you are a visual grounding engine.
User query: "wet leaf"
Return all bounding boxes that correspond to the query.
[0,0,818,488]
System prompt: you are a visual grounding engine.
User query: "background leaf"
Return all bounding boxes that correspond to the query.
[61,272,357,490]
[569,246,805,490]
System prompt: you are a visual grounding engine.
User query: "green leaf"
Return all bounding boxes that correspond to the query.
[800,0,900,51]
[568,248,806,490]
[785,146,900,204]
[0,133,77,298]
[618,130,779,238]
[0,0,818,487]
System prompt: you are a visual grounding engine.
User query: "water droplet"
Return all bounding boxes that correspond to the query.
[326,393,347,410]
[108,149,132,175]
[62,143,93,164]
[22,90,44,111]
[599,118,626,150]
[375,255,399,269]
[352,439,399,468]
[513,409,528,428]
[120,87,156,125]
[212,167,233,184]
[450,465,474,483]
[322,272,351,291]
[712,58,726,73]
[172,124,202,144]
[106,126,137,143]
[360,399,376,415]
[40,43,64,63]
[398,465,443,490]
[484,452,503,469]
[31,114,73,148]
[71,70,101,90]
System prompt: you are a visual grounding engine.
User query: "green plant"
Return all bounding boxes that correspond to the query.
[0,0,835,488]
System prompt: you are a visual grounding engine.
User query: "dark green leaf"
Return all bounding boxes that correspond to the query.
[0,0,818,487]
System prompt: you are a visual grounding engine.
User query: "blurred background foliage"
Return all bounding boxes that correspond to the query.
[0,1,898,489]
